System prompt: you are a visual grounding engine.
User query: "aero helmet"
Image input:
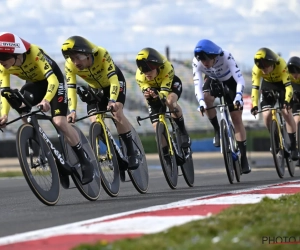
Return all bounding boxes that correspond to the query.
[0,32,30,61]
[61,36,98,59]
[136,47,165,73]
[254,48,279,69]
[194,39,222,61]
[287,56,300,74]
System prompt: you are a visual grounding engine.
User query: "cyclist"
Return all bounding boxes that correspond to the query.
[61,35,139,170]
[251,48,298,161]
[193,39,251,174]
[287,56,300,165]
[135,47,191,152]
[0,32,94,184]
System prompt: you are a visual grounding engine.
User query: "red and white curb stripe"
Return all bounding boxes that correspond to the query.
[1,180,300,250]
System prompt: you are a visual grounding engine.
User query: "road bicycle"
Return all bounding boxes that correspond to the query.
[136,91,194,189]
[76,86,149,196]
[201,82,242,184]
[1,88,101,206]
[256,92,295,178]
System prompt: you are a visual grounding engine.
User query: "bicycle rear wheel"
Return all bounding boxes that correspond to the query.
[89,122,120,197]
[16,124,60,206]
[65,125,101,201]
[230,124,241,182]
[173,125,194,187]
[220,119,234,184]
[120,125,149,194]
[156,121,178,189]
[270,120,285,178]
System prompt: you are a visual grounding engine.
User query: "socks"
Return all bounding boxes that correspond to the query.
[119,131,135,156]
[209,116,220,133]
[288,132,296,150]
[71,141,87,160]
[237,140,247,158]
[173,116,187,135]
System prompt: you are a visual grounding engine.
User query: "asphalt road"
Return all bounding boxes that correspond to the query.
[0,152,299,238]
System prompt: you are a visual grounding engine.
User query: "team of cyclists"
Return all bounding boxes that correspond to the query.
[0,32,300,184]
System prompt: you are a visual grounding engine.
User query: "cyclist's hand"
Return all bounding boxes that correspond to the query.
[107,100,117,112]
[37,99,50,112]
[283,100,291,110]
[0,115,8,128]
[143,89,151,99]
[67,111,76,123]
[251,106,258,116]
[149,88,159,98]
[233,92,243,109]
[197,99,207,116]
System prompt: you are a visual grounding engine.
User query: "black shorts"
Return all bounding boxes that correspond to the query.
[260,80,290,110]
[87,66,127,115]
[203,76,242,112]
[148,75,182,123]
[292,83,300,115]
[20,62,68,117]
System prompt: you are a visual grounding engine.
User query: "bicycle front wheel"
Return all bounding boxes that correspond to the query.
[230,124,241,182]
[173,125,194,187]
[126,125,149,194]
[270,120,285,178]
[156,121,178,189]
[220,119,234,184]
[16,124,60,206]
[89,122,120,197]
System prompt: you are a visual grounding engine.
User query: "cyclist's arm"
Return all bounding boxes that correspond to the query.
[65,62,78,111]
[158,64,174,99]
[251,65,261,107]
[0,69,11,116]
[281,65,293,103]
[35,51,59,103]
[227,54,245,95]
[192,58,204,103]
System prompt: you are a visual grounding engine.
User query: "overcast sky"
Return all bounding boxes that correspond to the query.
[1,0,299,70]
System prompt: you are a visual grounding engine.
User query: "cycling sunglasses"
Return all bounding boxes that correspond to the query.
[195,52,216,61]
[254,59,274,69]
[288,65,300,74]
[0,53,14,61]
[137,60,157,73]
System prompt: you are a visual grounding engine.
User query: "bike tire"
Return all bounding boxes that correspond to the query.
[283,124,295,177]
[173,125,194,187]
[121,125,149,194]
[156,121,178,189]
[230,124,241,182]
[270,120,285,178]
[220,119,235,184]
[16,124,60,206]
[65,125,101,201]
[89,122,120,197]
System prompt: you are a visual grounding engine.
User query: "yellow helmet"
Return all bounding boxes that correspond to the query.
[136,47,165,73]
[254,48,279,69]
[61,36,97,59]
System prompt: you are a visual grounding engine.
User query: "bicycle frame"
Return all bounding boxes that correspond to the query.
[269,108,285,150]
[218,95,239,160]
[77,112,128,164]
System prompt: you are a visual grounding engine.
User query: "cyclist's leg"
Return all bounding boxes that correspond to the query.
[292,89,300,165]
[276,86,298,161]
[166,75,190,147]
[202,76,219,147]
[52,82,94,184]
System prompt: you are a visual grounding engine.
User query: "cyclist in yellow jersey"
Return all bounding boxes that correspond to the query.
[135,47,190,148]
[0,32,94,184]
[287,56,300,165]
[251,47,298,161]
[61,36,139,170]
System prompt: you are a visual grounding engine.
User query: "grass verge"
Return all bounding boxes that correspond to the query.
[73,192,300,250]
[0,171,23,178]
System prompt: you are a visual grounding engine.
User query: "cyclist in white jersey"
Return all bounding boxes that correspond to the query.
[192,39,251,174]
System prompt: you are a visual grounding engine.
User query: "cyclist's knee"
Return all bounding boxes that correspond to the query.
[53,116,65,128]
[203,91,214,104]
